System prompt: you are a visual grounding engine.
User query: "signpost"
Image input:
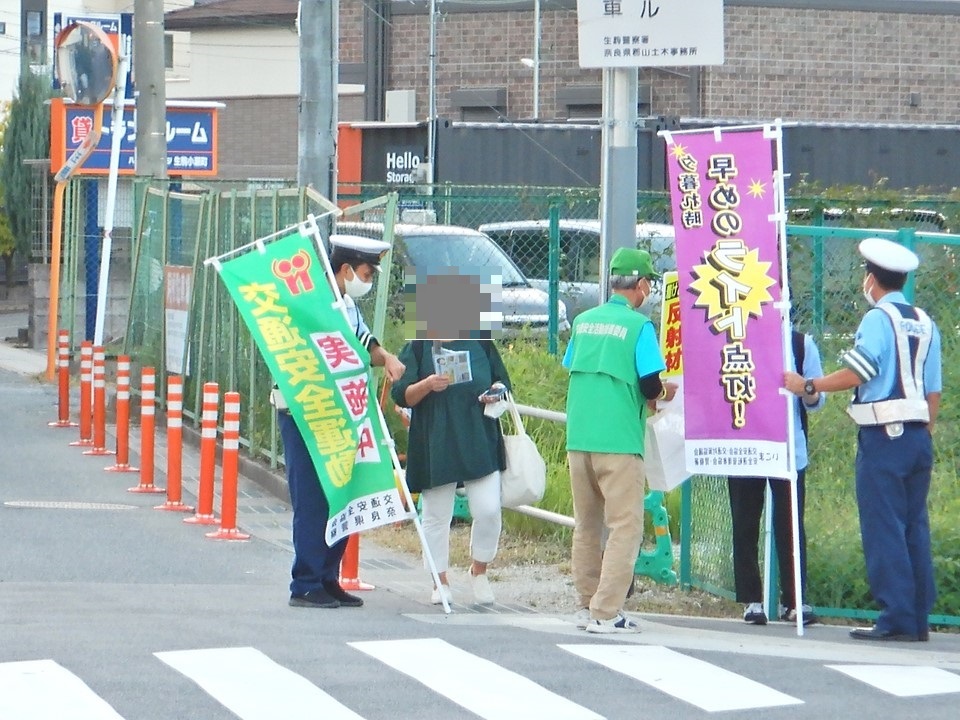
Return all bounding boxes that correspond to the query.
[574,0,724,301]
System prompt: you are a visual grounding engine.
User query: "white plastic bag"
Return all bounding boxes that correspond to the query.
[644,406,689,492]
[499,393,547,508]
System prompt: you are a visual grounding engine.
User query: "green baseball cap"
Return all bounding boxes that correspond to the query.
[609,247,659,279]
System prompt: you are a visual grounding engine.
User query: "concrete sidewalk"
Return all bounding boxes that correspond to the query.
[0,337,536,615]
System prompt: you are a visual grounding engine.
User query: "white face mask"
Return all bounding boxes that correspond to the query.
[343,267,373,298]
[862,275,876,307]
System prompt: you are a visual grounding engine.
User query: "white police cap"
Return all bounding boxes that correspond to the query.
[329,234,391,271]
[859,237,919,274]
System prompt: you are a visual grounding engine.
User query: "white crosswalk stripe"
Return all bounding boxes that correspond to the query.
[560,644,803,712]
[0,659,125,720]
[827,664,960,698]
[155,647,365,720]
[350,638,603,720]
[4,641,960,718]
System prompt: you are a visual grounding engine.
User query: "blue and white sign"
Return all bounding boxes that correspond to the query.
[54,101,220,177]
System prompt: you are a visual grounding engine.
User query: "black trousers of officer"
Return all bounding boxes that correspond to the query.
[855,423,935,637]
[279,412,348,596]
[728,471,807,610]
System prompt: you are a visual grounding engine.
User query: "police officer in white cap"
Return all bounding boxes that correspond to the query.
[785,237,942,642]
[278,233,404,610]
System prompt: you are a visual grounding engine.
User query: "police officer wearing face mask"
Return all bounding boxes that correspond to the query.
[562,247,678,634]
[274,234,405,610]
[784,237,942,642]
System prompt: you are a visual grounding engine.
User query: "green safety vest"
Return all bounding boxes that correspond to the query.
[566,296,650,454]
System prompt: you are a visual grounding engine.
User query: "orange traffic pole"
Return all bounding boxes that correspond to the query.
[105,356,137,472]
[206,392,250,541]
[48,330,77,428]
[339,534,375,591]
[156,375,193,512]
[128,367,164,494]
[185,382,219,525]
[69,341,94,447]
[83,346,114,456]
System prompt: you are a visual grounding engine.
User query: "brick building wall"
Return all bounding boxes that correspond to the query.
[351,3,960,124]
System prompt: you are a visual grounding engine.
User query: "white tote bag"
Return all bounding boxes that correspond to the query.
[499,393,547,508]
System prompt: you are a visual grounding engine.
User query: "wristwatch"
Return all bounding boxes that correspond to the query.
[803,380,817,396]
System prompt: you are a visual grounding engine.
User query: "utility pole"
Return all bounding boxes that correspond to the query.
[299,0,337,203]
[134,0,167,178]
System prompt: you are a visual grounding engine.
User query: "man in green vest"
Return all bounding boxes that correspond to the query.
[563,246,677,633]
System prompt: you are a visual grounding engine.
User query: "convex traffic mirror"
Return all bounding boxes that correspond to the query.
[55,21,118,106]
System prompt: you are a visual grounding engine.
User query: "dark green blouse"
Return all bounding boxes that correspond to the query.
[391,340,512,492]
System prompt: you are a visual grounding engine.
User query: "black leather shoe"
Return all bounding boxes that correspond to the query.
[289,589,340,608]
[919,629,930,642]
[849,626,918,642]
[323,582,364,607]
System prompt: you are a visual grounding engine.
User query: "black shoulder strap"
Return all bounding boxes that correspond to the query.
[792,330,809,441]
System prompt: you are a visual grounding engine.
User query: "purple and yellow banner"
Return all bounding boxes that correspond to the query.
[664,126,790,478]
[215,229,400,543]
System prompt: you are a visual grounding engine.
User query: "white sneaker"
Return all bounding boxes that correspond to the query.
[430,584,453,605]
[585,612,641,634]
[573,608,591,629]
[470,571,496,604]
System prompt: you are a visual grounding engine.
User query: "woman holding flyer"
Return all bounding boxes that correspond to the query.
[392,340,512,605]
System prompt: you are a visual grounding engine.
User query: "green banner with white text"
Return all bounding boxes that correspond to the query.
[215,227,401,543]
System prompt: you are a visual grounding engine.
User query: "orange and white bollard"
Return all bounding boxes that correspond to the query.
[69,341,94,447]
[155,375,194,513]
[105,356,137,472]
[83,346,114,456]
[339,534,375,591]
[206,392,250,541]
[128,367,164,494]
[48,330,77,428]
[185,382,219,525]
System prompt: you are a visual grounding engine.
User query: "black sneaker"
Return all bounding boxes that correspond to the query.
[743,602,767,625]
[323,581,364,607]
[289,588,340,608]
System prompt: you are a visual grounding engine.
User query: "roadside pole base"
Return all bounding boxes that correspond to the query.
[205,528,251,541]
[105,464,139,473]
[128,484,165,494]
[48,420,78,428]
[183,513,219,526]
[339,577,375,591]
[69,439,94,447]
[154,501,195,513]
[83,447,115,456]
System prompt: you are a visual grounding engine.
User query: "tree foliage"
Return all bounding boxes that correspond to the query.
[0,67,52,259]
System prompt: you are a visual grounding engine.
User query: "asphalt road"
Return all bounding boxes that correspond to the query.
[4,351,960,720]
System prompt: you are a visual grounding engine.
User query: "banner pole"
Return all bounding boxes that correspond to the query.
[771,118,805,636]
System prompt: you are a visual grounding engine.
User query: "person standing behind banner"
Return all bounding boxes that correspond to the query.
[785,237,941,642]
[729,329,825,627]
[563,247,677,634]
[275,234,405,609]
[391,339,511,606]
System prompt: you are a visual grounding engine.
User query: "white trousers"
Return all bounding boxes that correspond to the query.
[420,471,502,573]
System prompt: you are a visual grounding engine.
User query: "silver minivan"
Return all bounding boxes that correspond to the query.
[335,221,570,334]
[479,219,675,320]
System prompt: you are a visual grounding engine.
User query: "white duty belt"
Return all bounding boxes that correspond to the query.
[846,303,932,426]
[269,386,289,411]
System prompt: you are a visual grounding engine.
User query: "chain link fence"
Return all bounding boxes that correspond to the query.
[48,178,960,623]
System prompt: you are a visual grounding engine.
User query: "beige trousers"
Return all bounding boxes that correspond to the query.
[568,451,645,621]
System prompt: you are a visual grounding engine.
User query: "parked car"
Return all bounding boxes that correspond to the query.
[334,221,570,335]
[479,219,675,320]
